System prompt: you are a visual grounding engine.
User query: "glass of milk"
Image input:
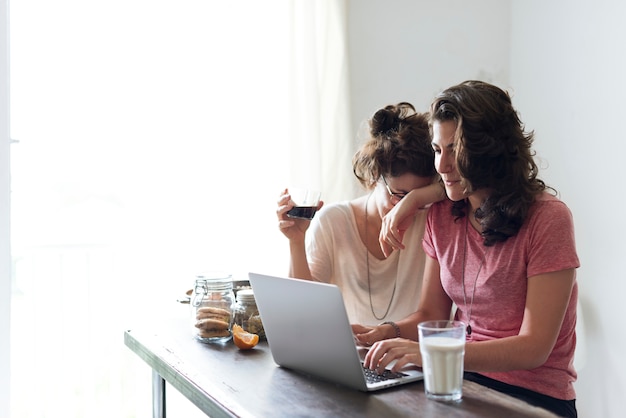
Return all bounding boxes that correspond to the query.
[418,320,466,402]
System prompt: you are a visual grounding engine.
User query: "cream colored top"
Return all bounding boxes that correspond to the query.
[306,201,428,326]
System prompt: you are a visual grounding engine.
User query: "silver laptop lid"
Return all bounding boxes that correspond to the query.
[248,272,423,391]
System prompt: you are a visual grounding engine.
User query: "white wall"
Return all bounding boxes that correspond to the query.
[348,0,510,138]
[510,1,626,416]
[350,1,623,417]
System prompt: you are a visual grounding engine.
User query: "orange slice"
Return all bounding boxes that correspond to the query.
[232,324,259,350]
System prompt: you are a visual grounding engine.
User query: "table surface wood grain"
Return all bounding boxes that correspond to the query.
[124,318,557,418]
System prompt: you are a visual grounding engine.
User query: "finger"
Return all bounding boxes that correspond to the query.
[363,340,387,369]
[387,228,401,244]
[374,342,407,373]
[363,345,376,368]
[387,231,405,251]
[277,197,290,207]
[277,189,291,205]
[375,349,397,373]
[277,199,296,219]
[379,233,402,257]
[389,353,414,373]
[372,344,400,372]
[379,224,399,245]
[392,237,405,251]
[391,349,423,373]
[351,324,371,334]
[278,220,295,230]
[277,204,290,216]
[354,332,372,346]
[378,228,392,245]
[380,241,393,258]
[351,324,365,333]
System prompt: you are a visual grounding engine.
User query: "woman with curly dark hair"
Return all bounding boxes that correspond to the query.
[359,81,579,417]
[277,102,444,326]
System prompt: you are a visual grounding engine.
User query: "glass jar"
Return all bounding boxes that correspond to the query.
[234,289,265,340]
[191,272,235,343]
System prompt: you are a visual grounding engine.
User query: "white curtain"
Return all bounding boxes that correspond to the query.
[7,0,352,416]
[1,0,12,415]
[288,0,355,202]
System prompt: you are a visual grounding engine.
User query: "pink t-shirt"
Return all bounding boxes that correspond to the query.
[423,193,580,400]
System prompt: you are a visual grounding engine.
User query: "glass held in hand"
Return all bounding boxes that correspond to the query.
[287,188,321,220]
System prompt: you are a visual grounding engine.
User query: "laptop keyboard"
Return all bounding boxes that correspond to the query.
[362,365,408,383]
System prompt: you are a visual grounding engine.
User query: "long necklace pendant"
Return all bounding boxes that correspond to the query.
[466,324,472,336]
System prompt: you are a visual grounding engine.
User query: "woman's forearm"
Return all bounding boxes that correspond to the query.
[464,335,552,372]
[288,240,313,280]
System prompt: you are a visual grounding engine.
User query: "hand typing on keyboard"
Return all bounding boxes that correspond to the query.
[362,364,407,383]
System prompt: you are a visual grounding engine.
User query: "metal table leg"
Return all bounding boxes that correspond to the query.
[152,369,166,418]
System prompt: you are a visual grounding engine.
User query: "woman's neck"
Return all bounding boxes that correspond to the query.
[467,189,489,212]
[467,190,489,232]
[364,194,385,259]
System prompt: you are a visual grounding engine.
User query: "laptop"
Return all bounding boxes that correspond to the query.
[248,272,424,391]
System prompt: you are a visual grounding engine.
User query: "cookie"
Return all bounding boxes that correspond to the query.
[195,318,229,330]
[196,306,231,323]
[198,328,231,339]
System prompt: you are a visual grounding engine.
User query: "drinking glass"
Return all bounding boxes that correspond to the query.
[418,320,466,402]
[286,188,321,220]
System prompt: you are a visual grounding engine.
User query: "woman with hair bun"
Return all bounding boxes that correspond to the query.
[277,102,444,325]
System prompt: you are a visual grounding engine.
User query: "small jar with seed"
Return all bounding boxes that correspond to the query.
[234,289,265,340]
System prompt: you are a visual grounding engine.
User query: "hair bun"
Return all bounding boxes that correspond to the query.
[371,108,399,136]
[370,102,416,136]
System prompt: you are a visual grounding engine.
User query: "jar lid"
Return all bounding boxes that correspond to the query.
[196,271,231,280]
[194,271,233,291]
[236,288,256,303]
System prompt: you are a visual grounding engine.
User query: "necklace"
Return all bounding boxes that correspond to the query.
[365,192,397,320]
[461,214,490,336]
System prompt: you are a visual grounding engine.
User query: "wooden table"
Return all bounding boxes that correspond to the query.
[124,318,557,418]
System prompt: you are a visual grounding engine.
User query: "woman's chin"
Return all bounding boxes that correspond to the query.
[444,188,465,202]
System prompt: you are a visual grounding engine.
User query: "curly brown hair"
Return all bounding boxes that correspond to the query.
[430,80,555,246]
[352,102,436,188]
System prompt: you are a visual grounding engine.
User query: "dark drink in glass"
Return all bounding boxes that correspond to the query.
[287,206,317,220]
